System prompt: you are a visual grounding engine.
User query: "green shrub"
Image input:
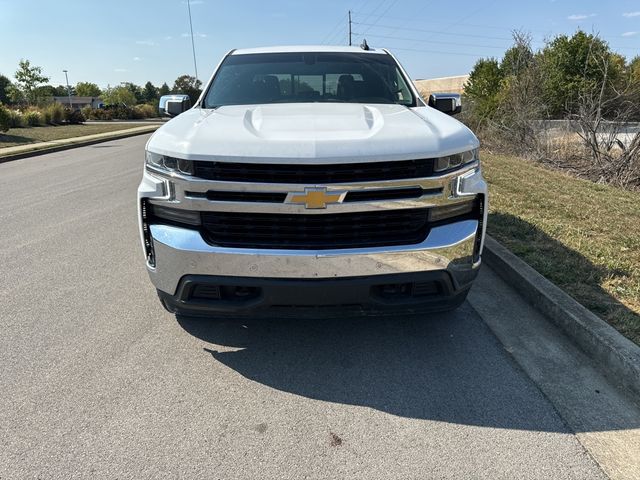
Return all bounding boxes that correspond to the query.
[133,103,156,119]
[81,107,113,121]
[95,108,113,120]
[42,108,52,125]
[81,106,93,120]
[0,104,11,133]
[64,108,85,124]
[107,105,135,120]
[131,106,144,119]
[25,110,43,126]
[9,110,25,128]
[46,103,65,124]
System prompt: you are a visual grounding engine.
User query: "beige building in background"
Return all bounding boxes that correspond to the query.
[52,96,104,110]
[413,75,469,99]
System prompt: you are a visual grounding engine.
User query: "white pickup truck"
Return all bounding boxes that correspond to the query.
[138,45,487,315]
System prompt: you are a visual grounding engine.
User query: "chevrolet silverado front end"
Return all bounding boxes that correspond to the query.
[138,46,487,315]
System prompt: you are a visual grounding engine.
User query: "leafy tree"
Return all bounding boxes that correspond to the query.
[6,84,24,104]
[172,75,202,104]
[143,81,159,103]
[35,84,73,99]
[121,82,144,104]
[629,57,640,115]
[0,104,11,132]
[159,82,170,96]
[36,85,54,97]
[13,59,50,105]
[33,85,57,106]
[464,58,503,121]
[48,84,73,97]
[630,56,640,83]
[101,85,137,106]
[75,82,101,97]
[0,74,12,105]
[538,31,624,116]
[500,32,534,77]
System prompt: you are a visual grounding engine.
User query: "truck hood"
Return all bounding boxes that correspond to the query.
[147,103,479,164]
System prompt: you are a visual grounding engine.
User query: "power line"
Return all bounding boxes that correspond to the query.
[348,0,370,19]
[352,11,640,45]
[352,32,508,50]
[407,0,498,48]
[356,0,390,27]
[321,12,348,44]
[326,25,348,45]
[354,23,639,53]
[359,0,435,39]
[359,0,401,37]
[354,7,639,52]
[353,22,512,41]
[381,45,487,57]
[352,13,524,32]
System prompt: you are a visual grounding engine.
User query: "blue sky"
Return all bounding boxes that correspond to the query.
[1,0,638,89]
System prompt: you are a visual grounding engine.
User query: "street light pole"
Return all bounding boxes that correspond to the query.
[63,70,72,109]
[187,0,199,82]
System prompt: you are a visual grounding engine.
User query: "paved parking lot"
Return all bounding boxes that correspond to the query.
[0,136,608,478]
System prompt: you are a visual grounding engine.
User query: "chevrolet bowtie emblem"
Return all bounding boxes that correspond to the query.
[285,187,347,209]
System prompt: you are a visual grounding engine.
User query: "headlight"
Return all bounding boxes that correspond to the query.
[434,149,478,173]
[145,151,194,175]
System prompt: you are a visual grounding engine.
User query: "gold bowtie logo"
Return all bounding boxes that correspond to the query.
[285,187,347,209]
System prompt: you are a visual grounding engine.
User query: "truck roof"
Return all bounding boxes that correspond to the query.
[231,45,387,55]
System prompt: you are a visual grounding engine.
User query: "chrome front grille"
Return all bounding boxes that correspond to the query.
[146,159,480,218]
[185,186,440,204]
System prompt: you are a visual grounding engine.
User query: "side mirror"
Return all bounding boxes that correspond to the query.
[159,94,191,117]
[428,93,462,115]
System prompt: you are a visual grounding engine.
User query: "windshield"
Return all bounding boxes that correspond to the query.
[203,52,416,108]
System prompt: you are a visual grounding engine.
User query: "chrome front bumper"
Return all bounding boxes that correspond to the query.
[148,219,481,295]
[138,161,488,300]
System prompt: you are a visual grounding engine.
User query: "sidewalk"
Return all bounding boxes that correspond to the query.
[0,124,159,162]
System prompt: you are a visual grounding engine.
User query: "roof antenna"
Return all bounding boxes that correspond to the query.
[360,39,370,51]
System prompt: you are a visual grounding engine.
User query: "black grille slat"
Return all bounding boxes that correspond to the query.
[205,223,422,234]
[202,217,421,228]
[193,159,434,184]
[205,191,287,202]
[200,209,430,249]
[345,187,425,202]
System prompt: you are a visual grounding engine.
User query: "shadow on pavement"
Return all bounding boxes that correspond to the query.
[175,301,637,433]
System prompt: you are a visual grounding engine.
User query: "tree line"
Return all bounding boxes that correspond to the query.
[462,30,640,189]
[0,59,203,108]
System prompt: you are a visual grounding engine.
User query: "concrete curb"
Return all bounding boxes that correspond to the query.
[0,125,159,163]
[483,235,640,399]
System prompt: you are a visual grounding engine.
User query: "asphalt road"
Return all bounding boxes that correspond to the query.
[0,135,606,479]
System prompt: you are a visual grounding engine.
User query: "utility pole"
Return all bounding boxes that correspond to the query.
[348,10,352,46]
[63,70,72,109]
[187,0,199,82]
